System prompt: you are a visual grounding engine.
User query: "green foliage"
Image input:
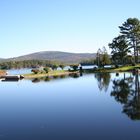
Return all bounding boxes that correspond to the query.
[109,35,130,64]
[109,17,140,65]
[43,67,51,73]
[101,53,111,66]
[51,64,58,70]
[70,64,79,71]
[0,60,60,70]
[59,64,65,70]
[119,18,140,63]
[96,47,111,67]
[31,69,40,74]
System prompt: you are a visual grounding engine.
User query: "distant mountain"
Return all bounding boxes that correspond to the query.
[0,58,5,61]
[3,51,97,63]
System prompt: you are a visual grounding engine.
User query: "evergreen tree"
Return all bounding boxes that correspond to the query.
[96,47,111,67]
[119,18,140,63]
[109,35,130,65]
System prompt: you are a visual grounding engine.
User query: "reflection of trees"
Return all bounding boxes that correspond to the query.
[69,73,80,78]
[111,77,133,104]
[123,73,140,120]
[111,73,140,120]
[94,73,111,91]
[32,78,40,83]
[123,95,140,120]
[31,73,80,83]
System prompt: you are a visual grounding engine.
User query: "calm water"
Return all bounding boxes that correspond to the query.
[0,72,140,140]
[7,68,32,75]
[6,65,98,75]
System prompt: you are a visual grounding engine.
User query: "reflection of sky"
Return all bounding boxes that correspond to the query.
[111,72,133,80]
[7,68,32,75]
[0,73,140,139]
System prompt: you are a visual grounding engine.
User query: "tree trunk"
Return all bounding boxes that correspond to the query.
[133,40,137,64]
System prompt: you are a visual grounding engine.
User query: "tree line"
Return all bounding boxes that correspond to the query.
[80,47,111,67]
[0,59,80,72]
[94,17,140,67]
[0,60,62,70]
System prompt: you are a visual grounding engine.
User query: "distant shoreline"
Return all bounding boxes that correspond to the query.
[1,65,140,79]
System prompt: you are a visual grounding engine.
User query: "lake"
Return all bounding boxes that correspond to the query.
[7,68,32,75]
[6,65,98,75]
[0,72,140,140]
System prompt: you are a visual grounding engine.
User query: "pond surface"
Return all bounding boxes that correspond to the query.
[0,72,140,140]
[7,68,32,75]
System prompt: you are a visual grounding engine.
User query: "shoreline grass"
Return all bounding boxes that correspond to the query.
[23,70,79,79]
[23,65,140,79]
[110,65,140,72]
[84,65,140,73]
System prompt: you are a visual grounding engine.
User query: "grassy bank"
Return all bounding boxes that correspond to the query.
[114,65,140,71]
[24,70,79,79]
[17,65,140,79]
[92,65,140,73]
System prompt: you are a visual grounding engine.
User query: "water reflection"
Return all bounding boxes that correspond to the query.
[111,73,140,120]
[94,73,111,91]
[111,73,133,104]
[31,73,81,83]
[69,73,80,78]
[1,71,140,139]
[1,78,20,82]
[32,78,40,83]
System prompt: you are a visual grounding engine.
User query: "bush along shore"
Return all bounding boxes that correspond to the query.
[23,70,80,79]
[0,70,6,76]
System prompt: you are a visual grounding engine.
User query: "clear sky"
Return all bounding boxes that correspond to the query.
[0,0,140,58]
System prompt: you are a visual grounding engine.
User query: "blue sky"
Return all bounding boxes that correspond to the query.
[0,0,140,58]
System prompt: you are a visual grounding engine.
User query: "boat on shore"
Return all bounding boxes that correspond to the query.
[0,75,24,81]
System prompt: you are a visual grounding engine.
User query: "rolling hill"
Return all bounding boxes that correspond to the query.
[6,51,96,63]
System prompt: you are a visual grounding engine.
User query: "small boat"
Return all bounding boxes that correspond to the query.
[0,75,24,80]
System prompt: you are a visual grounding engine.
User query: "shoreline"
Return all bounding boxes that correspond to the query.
[23,71,79,79]
[0,70,6,76]
[1,65,140,79]
[87,65,140,73]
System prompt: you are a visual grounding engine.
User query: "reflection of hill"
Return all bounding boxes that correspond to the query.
[111,73,140,120]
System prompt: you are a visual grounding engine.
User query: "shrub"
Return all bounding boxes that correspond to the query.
[70,64,78,71]
[43,67,51,73]
[31,69,40,74]
[51,64,58,70]
[59,64,65,70]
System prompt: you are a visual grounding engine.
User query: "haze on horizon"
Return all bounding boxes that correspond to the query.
[0,0,140,58]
